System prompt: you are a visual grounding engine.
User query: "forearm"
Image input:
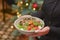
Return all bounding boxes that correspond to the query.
[48,26,60,37]
[50,26,60,34]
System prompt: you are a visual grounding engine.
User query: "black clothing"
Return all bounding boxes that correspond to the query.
[31,0,60,40]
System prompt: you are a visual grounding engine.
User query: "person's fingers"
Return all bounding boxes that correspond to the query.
[25,27,50,37]
[39,27,49,32]
[25,34,31,36]
[25,33,37,37]
[31,34,40,37]
[30,33,42,37]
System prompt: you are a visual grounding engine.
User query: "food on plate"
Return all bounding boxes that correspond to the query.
[17,16,44,32]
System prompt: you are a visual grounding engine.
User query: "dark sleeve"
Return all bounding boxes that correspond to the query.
[31,0,60,37]
[49,26,60,36]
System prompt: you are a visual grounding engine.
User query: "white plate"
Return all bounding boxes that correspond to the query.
[14,15,45,34]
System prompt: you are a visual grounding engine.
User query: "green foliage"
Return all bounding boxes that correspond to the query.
[11,30,22,37]
[10,16,17,22]
[12,0,44,15]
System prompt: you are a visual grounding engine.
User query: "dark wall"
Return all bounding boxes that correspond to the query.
[6,0,16,5]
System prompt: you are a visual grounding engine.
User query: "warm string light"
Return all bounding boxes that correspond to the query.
[33,8,36,11]
[20,7,23,10]
[11,26,14,29]
[17,12,21,18]
[20,1,23,4]
[17,1,23,7]
[26,3,29,6]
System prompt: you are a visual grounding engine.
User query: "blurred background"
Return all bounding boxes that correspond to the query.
[0,0,43,40]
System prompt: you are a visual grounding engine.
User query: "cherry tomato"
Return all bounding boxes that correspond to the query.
[34,27,39,30]
[30,24,34,28]
[28,20,33,25]
[27,26,31,30]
